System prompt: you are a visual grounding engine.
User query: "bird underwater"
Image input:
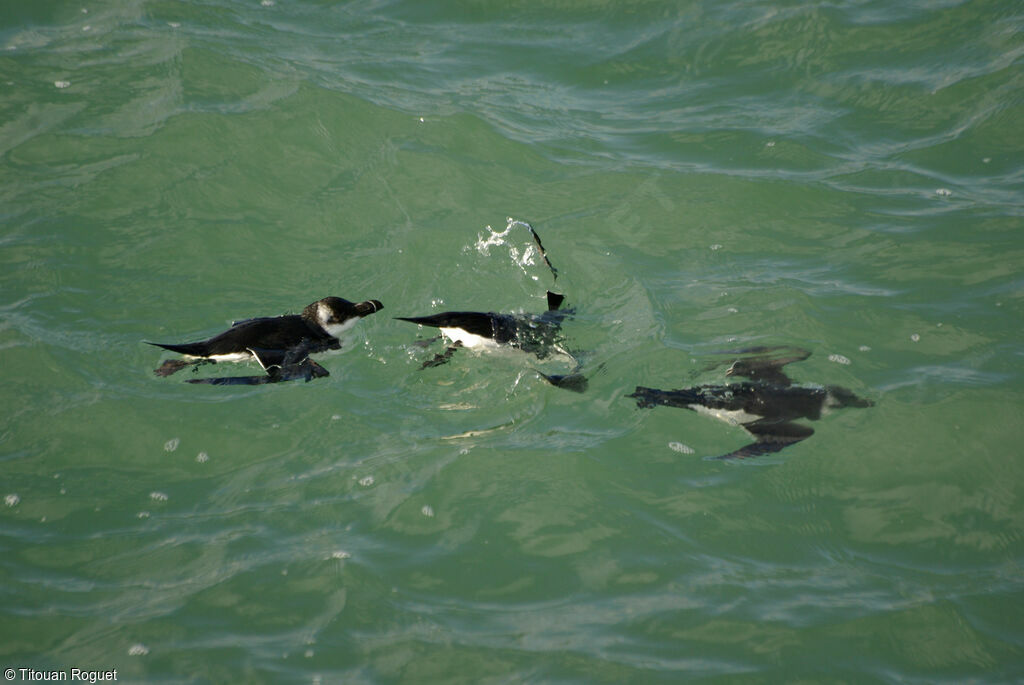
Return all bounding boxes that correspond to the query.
[628,346,873,459]
[147,296,382,385]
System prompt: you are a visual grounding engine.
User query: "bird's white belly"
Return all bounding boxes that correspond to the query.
[690,404,761,426]
[189,352,252,363]
[440,327,499,350]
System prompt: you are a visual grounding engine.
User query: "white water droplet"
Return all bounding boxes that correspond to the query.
[474,222,511,255]
[668,442,694,454]
[358,476,374,487]
[910,333,920,342]
[935,188,952,197]
[5,493,20,507]
[128,644,149,656]
[828,354,851,365]
[330,550,350,560]
[196,452,209,463]
[858,345,871,352]
[149,491,168,502]
[54,80,70,89]
[164,438,179,452]
[421,505,435,518]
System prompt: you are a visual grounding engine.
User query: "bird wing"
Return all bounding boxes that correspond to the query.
[714,420,815,460]
[705,345,811,386]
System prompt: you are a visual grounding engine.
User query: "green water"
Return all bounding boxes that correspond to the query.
[2,0,1022,682]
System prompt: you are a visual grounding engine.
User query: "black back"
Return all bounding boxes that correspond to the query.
[148,315,337,357]
[394,312,498,339]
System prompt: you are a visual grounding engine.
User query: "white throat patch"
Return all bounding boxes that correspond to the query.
[317,302,361,339]
[323,317,359,339]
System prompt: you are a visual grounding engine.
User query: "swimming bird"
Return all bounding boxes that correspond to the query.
[147,296,383,384]
[396,291,588,391]
[628,347,873,458]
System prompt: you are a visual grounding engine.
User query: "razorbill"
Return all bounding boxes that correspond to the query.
[147,296,383,384]
[628,346,873,459]
[396,291,588,392]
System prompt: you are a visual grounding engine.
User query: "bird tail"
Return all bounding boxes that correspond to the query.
[145,341,207,357]
[393,315,442,328]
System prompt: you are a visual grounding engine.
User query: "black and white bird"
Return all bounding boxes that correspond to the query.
[628,347,873,458]
[147,296,382,384]
[396,291,588,391]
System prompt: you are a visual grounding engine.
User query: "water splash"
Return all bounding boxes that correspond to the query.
[470,218,557,284]
[473,221,513,256]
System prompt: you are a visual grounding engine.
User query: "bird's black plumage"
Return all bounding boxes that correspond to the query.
[395,311,501,342]
[629,347,872,459]
[149,315,337,358]
[148,296,382,384]
[396,290,588,390]
[395,290,570,360]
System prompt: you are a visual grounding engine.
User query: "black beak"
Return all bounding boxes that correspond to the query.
[355,300,384,316]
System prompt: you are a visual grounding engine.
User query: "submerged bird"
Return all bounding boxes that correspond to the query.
[147,296,383,385]
[628,346,873,459]
[396,291,588,392]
